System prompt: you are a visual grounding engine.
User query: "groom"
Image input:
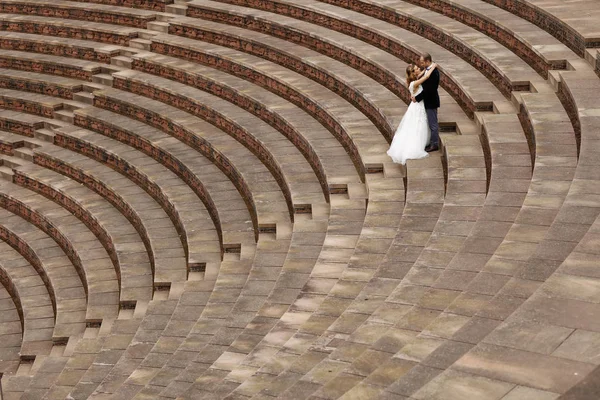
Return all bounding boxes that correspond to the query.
[411,53,440,152]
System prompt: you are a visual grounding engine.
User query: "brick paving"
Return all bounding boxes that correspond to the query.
[0,0,598,399]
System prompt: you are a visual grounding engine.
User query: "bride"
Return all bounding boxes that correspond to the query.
[387,63,438,165]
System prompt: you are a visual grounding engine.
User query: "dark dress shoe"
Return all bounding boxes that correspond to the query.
[425,144,439,153]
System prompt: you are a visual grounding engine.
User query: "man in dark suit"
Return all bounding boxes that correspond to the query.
[411,53,440,152]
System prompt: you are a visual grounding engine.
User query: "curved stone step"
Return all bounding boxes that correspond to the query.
[130,51,361,190]
[72,105,258,244]
[194,0,511,116]
[88,88,294,230]
[49,126,223,273]
[0,180,120,324]
[14,162,156,302]
[0,31,123,63]
[0,13,142,46]
[482,0,600,57]
[148,33,394,175]
[0,241,55,359]
[63,0,174,12]
[0,50,107,80]
[311,0,545,93]
[112,68,327,209]
[0,0,159,29]
[0,209,87,342]
[0,68,85,100]
[31,144,200,285]
[168,15,405,140]
[399,0,577,74]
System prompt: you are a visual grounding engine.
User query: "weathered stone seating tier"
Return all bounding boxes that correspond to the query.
[72,105,260,242]
[49,126,224,270]
[0,240,55,358]
[0,32,123,64]
[195,0,544,100]
[167,15,405,141]
[0,68,86,100]
[0,0,159,29]
[130,52,361,192]
[0,88,63,118]
[13,163,156,300]
[0,50,107,81]
[89,88,294,229]
[29,145,205,286]
[0,0,595,397]
[194,0,512,116]
[112,69,327,210]
[399,0,576,75]
[482,0,600,57]
[63,0,174,12]
[0,208,87,341]
[0,14,142,46]
[0,177,120,323]
[148,34,399,177]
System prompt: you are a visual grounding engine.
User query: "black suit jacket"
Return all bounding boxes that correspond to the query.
[414,68,440,109]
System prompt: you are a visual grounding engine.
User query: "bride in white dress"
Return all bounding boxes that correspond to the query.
[387,63,438,165]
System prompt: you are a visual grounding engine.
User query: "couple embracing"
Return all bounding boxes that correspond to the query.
[387,53,440,165]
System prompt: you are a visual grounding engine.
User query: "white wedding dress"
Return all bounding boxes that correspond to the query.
[387,81,430,165]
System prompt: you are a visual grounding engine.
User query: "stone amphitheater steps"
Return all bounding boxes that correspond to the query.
[399,0,577,75]
[88,88,294,231]
[309,0,548,91]
[441,66,600,398]
[0,68,87,100]
[237,158,448,399]
[0,0,160,29]
[32,143,206,285]
[481,0,600,58]
[227,136,479,399]
[0,0,596,397]
[96,245,270,398]
[0,129,28,156]
[159,192,372,399]
[86,279,217,399]
[0,240,55,360]
[49,126,223,273]
[129,52,361,191]
[12,162,156,302]
[43,300,150,400]
[112,68,328,209]
[0,50,110,81]
[189,0,513,116]
[63,0,175,12]
[166,14,406,140]
[0,31,125,63]
[0,14,143,46]
[0,208,87,341]
[184,0,478,132]
[370,68,587,399]
[147,34,395,174]
[187,0,544,99]
[70,105,258,248]
[355,114,535,398]
[0,6,510,396]
[0,178,120,324]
